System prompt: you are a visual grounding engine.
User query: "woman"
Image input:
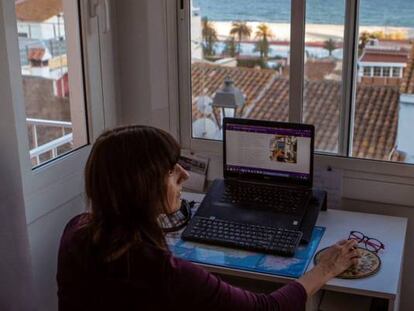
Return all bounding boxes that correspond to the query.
[57,125,359,311]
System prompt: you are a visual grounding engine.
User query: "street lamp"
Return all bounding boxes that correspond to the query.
[212,77,245,129]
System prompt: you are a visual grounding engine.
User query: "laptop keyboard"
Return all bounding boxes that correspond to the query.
[182,216,303,257]
[221,181,311,214]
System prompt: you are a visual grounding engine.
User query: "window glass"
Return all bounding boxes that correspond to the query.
[354,0,414,163]
[16,0,88,167]
[363,66,371,76]
[303,0,345,154]
[392,67,401,77]
[190,0,291,140]
[373,66,381,76]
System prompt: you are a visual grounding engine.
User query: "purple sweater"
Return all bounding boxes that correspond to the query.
[57,214,307,311]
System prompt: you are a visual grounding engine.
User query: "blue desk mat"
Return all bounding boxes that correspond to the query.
[167,226,325,278]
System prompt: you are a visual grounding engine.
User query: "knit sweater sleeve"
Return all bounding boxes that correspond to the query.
[164,255,307,311]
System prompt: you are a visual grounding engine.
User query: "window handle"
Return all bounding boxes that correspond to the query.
[89,0,99,18]
[88,0,110,33]
[103,0,111,33]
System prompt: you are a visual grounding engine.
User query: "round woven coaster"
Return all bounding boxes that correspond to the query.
[314,247,381,279]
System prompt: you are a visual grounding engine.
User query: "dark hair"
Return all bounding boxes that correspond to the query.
[84,125,180,261]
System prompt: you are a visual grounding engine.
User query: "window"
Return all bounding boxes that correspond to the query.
[354,0,414,163]
[363,66,371,76]
[189,0,291,140]
[16,0,88,168]
[180,0,414,165]
[392,67,401,77]
[373,66,381,76]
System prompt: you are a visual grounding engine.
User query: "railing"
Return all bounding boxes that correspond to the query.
[27,118,73,166]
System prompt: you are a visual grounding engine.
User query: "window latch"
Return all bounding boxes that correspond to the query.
[89,0,99,18]
[89,0,111,33]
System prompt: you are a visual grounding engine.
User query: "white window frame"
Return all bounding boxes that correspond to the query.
[1,0,116,223]
[173,0,414,206]
[373,66,382,76]
[383,67,391,77]
[363,66,372,76]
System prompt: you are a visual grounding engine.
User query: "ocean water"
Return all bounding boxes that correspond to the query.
[193,0,414,28]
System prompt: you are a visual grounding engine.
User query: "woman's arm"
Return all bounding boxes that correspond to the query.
[166,254,306,311]
[297,239,359,297]
[166,239,359,311]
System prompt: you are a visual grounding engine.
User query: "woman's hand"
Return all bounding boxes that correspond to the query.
[317,239,360,278]
[297,239,360,297]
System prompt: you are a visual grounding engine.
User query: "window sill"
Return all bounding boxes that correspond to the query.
[189,147,414,207]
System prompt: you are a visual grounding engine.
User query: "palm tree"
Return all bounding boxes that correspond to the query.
[230,21,252,55]
[223,36,237,57]
[358,31,382,56]
[323,38,336,57]
[202,17,218,57]
[254,23,273,60]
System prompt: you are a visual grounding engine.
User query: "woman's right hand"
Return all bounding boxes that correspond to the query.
[297,239,360,297]
[316,239,360,278]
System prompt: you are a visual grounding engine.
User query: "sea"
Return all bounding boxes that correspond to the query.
[193,0,414,28]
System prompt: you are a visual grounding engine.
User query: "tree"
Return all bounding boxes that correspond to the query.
[223,36,237,57]
[323,38,336,57]
[358,31,385,55]
[254,23,273,60]
[230,21,252,55]
[359,31,375,54]
[202,17,218,57]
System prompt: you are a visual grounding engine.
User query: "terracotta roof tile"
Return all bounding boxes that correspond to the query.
[191,63,400,161]
[15,0,62,23]
[28,47,46,61]
[360,49,409,64]
[400,45,414,94]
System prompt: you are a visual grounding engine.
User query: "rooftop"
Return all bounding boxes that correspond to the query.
[359,49,409,64]
[15,0,62,23]
[400,46,414,94]
[192,63,400,160]
[28,47,49,61]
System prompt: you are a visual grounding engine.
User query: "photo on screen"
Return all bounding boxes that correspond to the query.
[269,135,298,164]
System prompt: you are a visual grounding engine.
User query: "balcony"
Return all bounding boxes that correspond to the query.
[27,118,73,166]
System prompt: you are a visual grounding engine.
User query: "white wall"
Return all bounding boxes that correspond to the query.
[397,101,414,163]
[27,195,84,310]
[115,0,175,134]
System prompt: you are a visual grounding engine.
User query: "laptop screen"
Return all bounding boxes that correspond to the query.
[224,118,314,187]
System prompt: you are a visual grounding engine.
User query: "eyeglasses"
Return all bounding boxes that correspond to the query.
[348,231,385,254]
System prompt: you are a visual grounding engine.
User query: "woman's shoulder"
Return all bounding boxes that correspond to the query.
[65,213,91,230]
[59,213,91,252]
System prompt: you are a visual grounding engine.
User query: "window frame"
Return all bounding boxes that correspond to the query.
[2,0,112,222]
[175,0,414,205]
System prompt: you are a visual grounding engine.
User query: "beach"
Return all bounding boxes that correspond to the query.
[212,21,414,42]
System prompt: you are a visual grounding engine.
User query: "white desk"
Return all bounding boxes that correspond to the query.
[183,192,407,311]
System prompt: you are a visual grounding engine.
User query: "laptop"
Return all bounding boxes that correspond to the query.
[182,118,316,256]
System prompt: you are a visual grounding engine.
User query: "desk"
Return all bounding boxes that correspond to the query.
[182,192,407,311]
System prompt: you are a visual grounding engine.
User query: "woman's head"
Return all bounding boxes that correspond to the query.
[84,125,188,257]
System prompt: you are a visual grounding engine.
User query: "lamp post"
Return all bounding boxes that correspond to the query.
[212,77,245,129]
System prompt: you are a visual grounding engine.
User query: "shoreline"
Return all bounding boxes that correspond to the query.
[210,21,414,42]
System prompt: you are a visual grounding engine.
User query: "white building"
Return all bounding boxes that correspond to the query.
[17,15,65,40]
[358,40,409,85]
